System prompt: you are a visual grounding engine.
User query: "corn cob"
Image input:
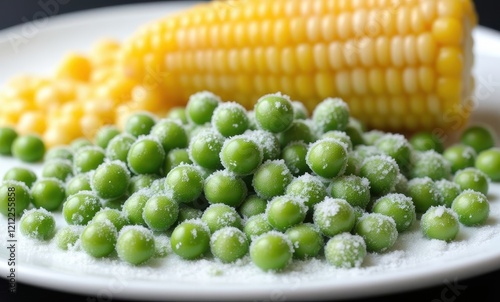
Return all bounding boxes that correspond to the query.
[118,0,477,133]
[0,0,478,147]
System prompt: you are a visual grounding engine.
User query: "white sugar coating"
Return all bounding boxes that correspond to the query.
[257,92,293,105]
[211,101,248,128]
[244,129,280,159]
[265,195,308,217]
[353,145,384,160]
[210,226,246,245]
[375,133,410,150]
[181,218,211,234]
[250,230,295,255]
[292,101,309,116]
[359,212,397,232]
[21,207,53,218]
[435,179,461,191]
[374,193,415,212]
[75,145,105,155]
[118,225,154,240]
[305,138,349,177]
[2,179,31,192]
[188,128,224,154]
[313,198,349,221]
[188,90,221,104]
[413,150,452,172]
[454,167,491,182]
[105,133,135,158]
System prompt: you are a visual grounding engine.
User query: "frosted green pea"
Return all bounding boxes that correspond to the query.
[475,148,500,182]
[201,203,243,233]
[0,126,17,155]
[128,174,159,195]
[354,213,398,253]
[62,191,102,225]
[122,192,149,226]
[105,133,136,163]
[211,102,249,137]
[410,131,444,153]
[306,138,348,179]
[443,144,477,173]
[312,97,350,133]
[70,138,92,151]
[281,142,312,176]
[285,223,324,260]
[451,190,490,226]
[165,165,204,204]
[165,148,192,173]
[3,167,37,188]
[252,160,293,200]
[344,153,362,176]
[371,193,416,232]
[55,225,83,250]
[407,177,442,214]
[80,220,117,258]
[345,118,366,147]
[91,161,131,200]
[19,209,55,240]
[12,134,46,163]
[116,225,156,265]
[313,198,355,237]
[243,213,273,241]
[266,195,307,232]
[245,129,281,161]
[278,120,316,147]
[210,227,249,263]
[41,159,74,182]
[92,208,129,231]
[0,181,32,217]
[375,133,413,174]
[94,125,120,149]
[410,150,451,181]
[73,146,106,173]
[143,195,179,232]
[460,125,496,154]
[44,146,73,162]
[325,233,366,268]
[421,206,459,242]
[239,195,267,219]
[150,118,188,152]
[453,168,490,195]
[360,155,400,196]
[65,173,91,196]
[285,173,327,210]
[204,170,247,207]
[127,137,166,175]
[177,206,203,224]
[186,91,221,125]
[392,173,409,195]
[31,178,66,211]
[363,130,386,146]
[188,128,224,170]
[220,136,263,176]
[250,231,293,271]
[322,130,353,152]
[170,219,211,260]
[435,179,462,208]
[329,175,371,209]
[292,101,309,120]
[254,93,294,133]
[124,111,156,137]
[167,106,188,124]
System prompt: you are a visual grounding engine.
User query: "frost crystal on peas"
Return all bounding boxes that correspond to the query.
[165,164,204,204]
[328,175,371,210]
[410,150,451,181]
[252,159,293,200]
[421,206,459,242]
[451,190,490,226]
[142,195,179,232]
[201,203,243,233]
[19,208,56,241]
[306,138,348,179]
[210,227,249,263]
[55,225,83,250]
[371,193,416,232]
[243,213,273,240]
[322,130,353,152]
[170,219,211,260]
[254,93,294,133]
[62,191,102,225]
[150,118,188,153]
[80,220,118,258]
[91,160,131,200]
[203,170,247,207]
[286,173,328,211]
[360,155,399,196]
[250,231,294,272]
[292,101,309,120]
[325,233,366,268]
[116,225,156,265]
[407,177,442,214]
[188,128,224,170]
[266,195,307,232]
[375,133,413,174]
[281,142,312,176]
[211,102,249,137]
[354,213,398,253]
[313,198,356,237]
[73,146,106,173]
[435,179,462,208]
[245,129,281,161]
[105,133,136,163]
[127,136,166,175]
[285,223,324,260]
[312,97,350,133]
[220,135,263,176]
[453,167,490,195]
[186,91,221,125]
[92,208,129,231]
[278,120,316,147]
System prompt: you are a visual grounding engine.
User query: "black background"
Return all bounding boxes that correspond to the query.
[1,1,500,302]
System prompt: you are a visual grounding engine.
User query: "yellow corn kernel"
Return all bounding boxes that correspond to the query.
[437,47,464,76]
[432,17,463,45]
[17,111,46,135]
[55,53,92,82]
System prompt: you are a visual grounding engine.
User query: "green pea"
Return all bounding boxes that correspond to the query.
[94,125,121,149]
[239,194,267,219]
[62,191,102,225]
[453,168,489,195]
[12,134,46,163]
[312,98,350,133]
[203,170,247,207]
[409,131,444,153]
[0,181,32,217]
[201,203,242,233]
[80,220,117,258]
[122,192,150,226]
[325,233,366,268]
[164,148,192,173]
[19,208,56,240]
[41,159,74,182]
[186,91,221,125]
[313,198,355,237]
[167,106,188,124]
[73,146,106,173]
[252,160,293,200]
[127,136,166,175]
[407,177,441,214]
[188,128,224,170]
[278,120,316,147]
[105,133,136,163]
[410,150,451,181]
[3,167,37,188]
[143,195,179,232]
[435,179,462,208]
[210,227,249,263]
[254,93,294,133]
[211,102,249,137]
[116,226,156,265]
[70,138,93,151]
[328,175,371,209]
[321,130,353,152]
[354,213,398,253]
[31,178,66,211]
[443,144,477,174]
[281,142,312,176]
[0,126,17,155]
[286,173,327,211]
[165,164,204,204]
[65,173,92,196]
[451,190,490,226]
[245,130,281,161]
[345,118,366,147]
[250,231,293,271]
[306,138,348,179]
[360,155,400,196]
[220,136,263,176]
[292,101,309,120]
[266,195,307,232]
[475,148,500,182]
[177,206,203,224]
[44,145,74,162]
[363,130,386,146]
[150,118,188,152]
[460,125,496,154]
[421,206,459,242]
[91,161,130,200]
[170,219,211,260]
[92,208,129,231]
[375,133,413,174]
[285,223,324,260]
[371,193,416,232]
[124,111,157,137]
[55,225,83,250]
[243,213,273,241]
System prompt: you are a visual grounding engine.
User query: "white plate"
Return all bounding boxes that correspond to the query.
[1,2,500,301]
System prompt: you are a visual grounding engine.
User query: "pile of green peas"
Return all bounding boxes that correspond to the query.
[1,91,499,272]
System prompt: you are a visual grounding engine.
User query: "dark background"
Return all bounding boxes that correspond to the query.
[1,0,500,302]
